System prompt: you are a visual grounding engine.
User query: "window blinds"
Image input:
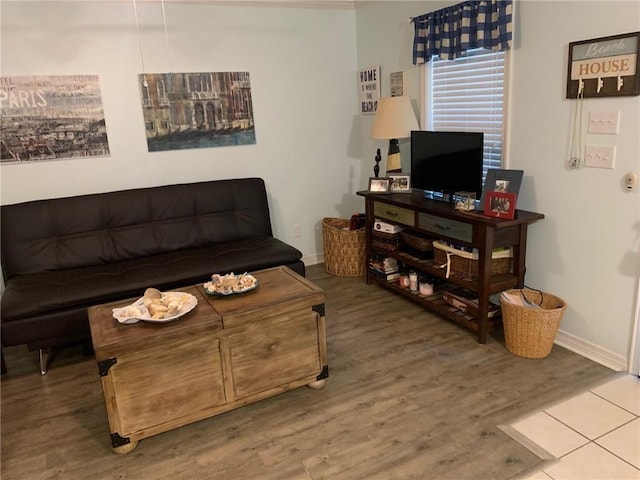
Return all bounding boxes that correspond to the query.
[429,50,506,176]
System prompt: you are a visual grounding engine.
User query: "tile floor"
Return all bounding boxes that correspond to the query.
[503,373,640,480]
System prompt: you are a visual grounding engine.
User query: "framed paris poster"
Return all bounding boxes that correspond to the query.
[1,75,110,163]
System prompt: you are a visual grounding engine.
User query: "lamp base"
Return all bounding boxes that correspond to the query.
[386,138,401,174]
[386,154,401,174]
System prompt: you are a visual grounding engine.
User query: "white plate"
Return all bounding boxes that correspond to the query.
[112,292,197,324]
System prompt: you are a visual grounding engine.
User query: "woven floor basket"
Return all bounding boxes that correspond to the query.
[500,289,567,359]
[322,218,365,277]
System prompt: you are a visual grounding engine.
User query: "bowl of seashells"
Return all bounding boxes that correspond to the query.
[203,272,258,296]
[112,288,198,324]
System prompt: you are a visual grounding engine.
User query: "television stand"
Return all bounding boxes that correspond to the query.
[357,190,544,343]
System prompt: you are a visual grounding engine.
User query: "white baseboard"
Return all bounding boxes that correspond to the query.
[554,329,627,372]
[302,253,323,267]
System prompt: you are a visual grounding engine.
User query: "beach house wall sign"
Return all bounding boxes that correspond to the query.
[567,31,640,98]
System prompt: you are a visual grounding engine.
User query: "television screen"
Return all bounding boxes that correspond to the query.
[410,131,484,199]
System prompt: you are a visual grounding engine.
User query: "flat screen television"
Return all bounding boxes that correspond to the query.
[410,130,484,201]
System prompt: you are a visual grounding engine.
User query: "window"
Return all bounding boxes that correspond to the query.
[427,49,507,178]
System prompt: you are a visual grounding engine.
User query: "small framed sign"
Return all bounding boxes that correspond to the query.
[484,192,516,220]
[567,31,640,98]
[368,177,391,193]
[389,174,411,193]
[390,71,404,97]
[358,66,381,114]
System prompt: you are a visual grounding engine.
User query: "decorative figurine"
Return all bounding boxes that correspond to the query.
[374,148,381,178]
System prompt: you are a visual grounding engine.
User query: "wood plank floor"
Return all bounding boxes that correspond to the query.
[1,264,616,480]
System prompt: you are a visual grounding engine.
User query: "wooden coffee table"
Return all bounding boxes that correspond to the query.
[88,266,327,453]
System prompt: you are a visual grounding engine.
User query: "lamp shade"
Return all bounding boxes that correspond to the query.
[370,96,419,140]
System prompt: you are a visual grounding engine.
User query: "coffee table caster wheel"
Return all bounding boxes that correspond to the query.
[307,379,327,390]
[113,439,138,454]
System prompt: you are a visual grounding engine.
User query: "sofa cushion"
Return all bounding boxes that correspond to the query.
[1,236,302,323]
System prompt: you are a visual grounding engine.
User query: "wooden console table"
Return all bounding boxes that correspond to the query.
[357,191,544,344]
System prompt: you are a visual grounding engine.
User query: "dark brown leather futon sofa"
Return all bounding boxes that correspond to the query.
[1,177,304,374]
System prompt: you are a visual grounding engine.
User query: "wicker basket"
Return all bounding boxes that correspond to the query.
[372,230,401,252]
[433,240,512,280]
[400,231,433,252]
[322,217,366,277]
[500,289,567,359]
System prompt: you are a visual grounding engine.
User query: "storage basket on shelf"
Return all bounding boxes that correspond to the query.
[432,240,512,280]
[322,217,366,277]
[400,231,433,253]
[371,230,401,252]
[500,289,567,359]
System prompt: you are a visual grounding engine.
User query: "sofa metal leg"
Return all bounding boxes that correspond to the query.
[39,349,49,375]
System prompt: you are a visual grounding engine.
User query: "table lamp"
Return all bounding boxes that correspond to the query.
[370,96,419,175]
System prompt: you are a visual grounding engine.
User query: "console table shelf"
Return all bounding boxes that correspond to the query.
[376,247,520,294]
[371,277,486,332]
[357,190,544,343]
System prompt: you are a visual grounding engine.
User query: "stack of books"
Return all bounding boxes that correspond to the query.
[368,255,399,281]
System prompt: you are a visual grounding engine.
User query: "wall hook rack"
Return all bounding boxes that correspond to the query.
[567,32,640,98]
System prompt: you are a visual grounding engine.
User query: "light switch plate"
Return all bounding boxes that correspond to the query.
[588,111,620,134]
[585,145,616,169]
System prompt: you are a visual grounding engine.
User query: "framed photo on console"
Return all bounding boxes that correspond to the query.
[480,169,523,210]
[389,174,411,193]
[368,177,391,193]
[484,191,516,219]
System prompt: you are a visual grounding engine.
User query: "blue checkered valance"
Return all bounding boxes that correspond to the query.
[412,0,513,64]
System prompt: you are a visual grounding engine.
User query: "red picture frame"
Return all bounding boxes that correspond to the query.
[484,191,516,219]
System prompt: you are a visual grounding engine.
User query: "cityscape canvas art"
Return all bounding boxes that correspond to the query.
[139,72,256,152]
[0,75,110,163]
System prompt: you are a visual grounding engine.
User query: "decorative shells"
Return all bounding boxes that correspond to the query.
[204,273,258,296]
[144,289,191,319]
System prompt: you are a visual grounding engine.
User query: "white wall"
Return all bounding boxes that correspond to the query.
[354,1,450,173]
[0,1,360,262]
[354,1,640,369]
[509,1,639,369]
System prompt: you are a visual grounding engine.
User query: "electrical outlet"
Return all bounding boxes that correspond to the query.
[624,172,638,192]
[293,224,302,238]
[584,145,616,169]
